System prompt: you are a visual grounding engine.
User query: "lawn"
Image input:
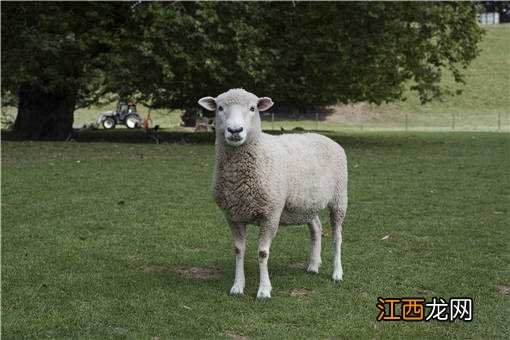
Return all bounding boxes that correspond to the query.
[1,131,509,338]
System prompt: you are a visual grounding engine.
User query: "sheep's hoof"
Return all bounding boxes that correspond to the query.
[332,271,343,282]
[256,288,272,299]
[229,285,245,296]
[306,264,320,274]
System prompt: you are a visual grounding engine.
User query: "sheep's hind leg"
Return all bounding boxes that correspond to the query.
[330,208,346,282]
[228,221,246,295]
[306,215,322,273]
[257,216,279,299]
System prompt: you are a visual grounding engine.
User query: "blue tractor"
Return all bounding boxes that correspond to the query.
[96,100,143,129]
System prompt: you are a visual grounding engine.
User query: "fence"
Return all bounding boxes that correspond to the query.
[2,107,509,133]
[261,112,510,132]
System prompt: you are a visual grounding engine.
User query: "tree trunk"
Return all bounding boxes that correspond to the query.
[13,85,76,140]
[181,107,197,127]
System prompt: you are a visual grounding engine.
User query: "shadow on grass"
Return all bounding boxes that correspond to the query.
[2,128,503,147]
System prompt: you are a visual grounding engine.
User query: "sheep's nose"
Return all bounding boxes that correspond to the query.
[227,127,243,134]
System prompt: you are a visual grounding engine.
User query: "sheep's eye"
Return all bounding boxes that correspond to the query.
[218,106,223,112]
[250,106,255,112]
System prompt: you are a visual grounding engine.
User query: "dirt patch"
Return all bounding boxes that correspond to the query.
[288,261,306,269]
[496,285,510,296]
[289,288,313,297]
[225,332,250,340]
[325,103,386,124]
[127,154,145,160]
[416,287,435,295]
[175,266,223,280]
[143,265,223,279]
[276,287,314,297]
[143,265,173,273]
[261,102,395,124]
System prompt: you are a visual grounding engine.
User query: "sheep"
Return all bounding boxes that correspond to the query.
[198,89,347,299]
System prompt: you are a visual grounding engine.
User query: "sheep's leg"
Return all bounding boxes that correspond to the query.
[330,209,346,282]
[257,216,279,299]
[228,221,246,295]
[306,216,322,273]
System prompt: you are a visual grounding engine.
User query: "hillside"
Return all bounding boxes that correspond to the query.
[373,24,509,116]
[326,24,509,130]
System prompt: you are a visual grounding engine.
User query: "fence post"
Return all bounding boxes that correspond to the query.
[271,112,274,131]
[498,113,501,131]
[315,113,319,130]
[452,113,456,131]
[405,114,408,132]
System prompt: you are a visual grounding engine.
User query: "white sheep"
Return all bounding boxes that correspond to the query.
[198,89,348,299]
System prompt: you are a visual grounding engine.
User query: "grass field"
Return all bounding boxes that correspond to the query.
[2,131,509,338]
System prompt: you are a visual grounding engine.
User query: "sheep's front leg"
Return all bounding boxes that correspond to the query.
[228,221,246,295]
[257,216,279,299]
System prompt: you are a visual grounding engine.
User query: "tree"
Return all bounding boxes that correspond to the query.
[1,2,132,139]
[2,2,483,139]
[111,2,483,111]
[101,2,267,113]
[259,2,484,106]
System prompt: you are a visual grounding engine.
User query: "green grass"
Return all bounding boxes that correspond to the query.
[2,131,509,338]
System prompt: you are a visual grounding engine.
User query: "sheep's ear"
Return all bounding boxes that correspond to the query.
[257,97,273,111]
[198,96,217,111]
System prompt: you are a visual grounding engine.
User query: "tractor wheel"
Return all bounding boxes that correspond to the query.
[102,117,116,129]
[125,114,141,129]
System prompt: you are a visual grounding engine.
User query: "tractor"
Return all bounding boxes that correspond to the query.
[96,100,143,129]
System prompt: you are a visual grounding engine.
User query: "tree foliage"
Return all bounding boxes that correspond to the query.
[1,2,132,139]
[102,2,267,109]
[1,1,483,139]
[111,2,483,110]
[2,2,131,106]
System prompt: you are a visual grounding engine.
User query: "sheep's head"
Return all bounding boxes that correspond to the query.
[198,89,273,147]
